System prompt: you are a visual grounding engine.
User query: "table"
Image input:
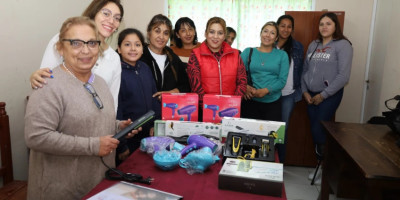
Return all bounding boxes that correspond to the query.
[83,149,287,200]
[321,122,400,200]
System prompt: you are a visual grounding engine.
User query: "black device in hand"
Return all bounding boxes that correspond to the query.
[113,110,155,140]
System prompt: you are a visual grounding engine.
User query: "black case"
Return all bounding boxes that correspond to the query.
[223,132,275,163]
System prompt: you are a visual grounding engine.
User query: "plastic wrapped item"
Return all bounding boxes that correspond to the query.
[179,147,219,174]
[180,135,218,156]
[208,137,223,156]
[140,136,175,154]
[153,150,181,170]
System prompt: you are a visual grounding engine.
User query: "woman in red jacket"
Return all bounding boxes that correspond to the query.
[187,17,247,109]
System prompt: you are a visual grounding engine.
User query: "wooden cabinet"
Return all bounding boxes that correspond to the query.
[283,11,345,167]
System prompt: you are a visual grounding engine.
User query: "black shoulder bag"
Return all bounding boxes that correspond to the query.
[247,48,254,86]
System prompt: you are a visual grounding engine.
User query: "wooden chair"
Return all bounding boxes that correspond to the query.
[0,102,27,200]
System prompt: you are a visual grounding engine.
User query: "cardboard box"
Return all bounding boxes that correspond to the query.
[162,93,198,121]
[218,158,283,197]
[223,132,275,162]
[154,120,166,136]
[164,120,221,139]
[203,95,241,123]
[154,120,221,139]
[221,117,286,144]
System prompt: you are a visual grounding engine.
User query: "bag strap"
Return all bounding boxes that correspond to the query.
[247,48,254,86]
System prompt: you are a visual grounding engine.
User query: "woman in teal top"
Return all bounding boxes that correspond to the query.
[241,21,289,121]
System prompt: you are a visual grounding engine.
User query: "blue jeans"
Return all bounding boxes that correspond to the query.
[307,89,344,146]
[276,92,296,163]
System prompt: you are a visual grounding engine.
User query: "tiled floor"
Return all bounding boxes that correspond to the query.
[284,166,349,200]
[284,166,320,200]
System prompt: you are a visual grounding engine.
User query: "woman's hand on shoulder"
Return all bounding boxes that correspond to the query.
[98,135,119,157]
[30,68,53,89]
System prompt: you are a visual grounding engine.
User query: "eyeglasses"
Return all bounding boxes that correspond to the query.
[84,83,104,109]
[100,8,122,22]
[62,39,101,50]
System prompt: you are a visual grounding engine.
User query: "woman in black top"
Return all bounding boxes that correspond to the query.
[140,14,190,99]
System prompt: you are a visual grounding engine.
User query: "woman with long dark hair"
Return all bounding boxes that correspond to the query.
[170,17,200,63]
[302,12,353,184]
[275,15,304,163]
[30,0,124,111]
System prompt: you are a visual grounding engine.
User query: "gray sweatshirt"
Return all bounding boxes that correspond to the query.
[301,39,353,98]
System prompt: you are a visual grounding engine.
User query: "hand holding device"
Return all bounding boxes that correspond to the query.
[113,110,155,141]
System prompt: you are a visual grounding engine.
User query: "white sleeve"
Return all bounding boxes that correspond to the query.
[94,48,121,113]
[110,59,121,112]
[40,33,63,69]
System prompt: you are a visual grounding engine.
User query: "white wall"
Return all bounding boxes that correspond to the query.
[1,0,394,180]
[0,0,166,182]
[364,0,400,121]
[315,0,374,123]
[0,0,92,181]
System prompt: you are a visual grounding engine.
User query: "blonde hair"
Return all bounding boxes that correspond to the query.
[205,17,227,35]
[260,21,278,35]
[56,16,103,56]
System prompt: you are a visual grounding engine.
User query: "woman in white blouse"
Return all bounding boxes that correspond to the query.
[30,0,124,111]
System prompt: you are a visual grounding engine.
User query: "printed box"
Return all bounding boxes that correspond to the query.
[164,120,221,139]
[162,93,198,121]
[154,120,166,136]
[203,95,241,123]
[218,158,283,197]
[221,117,286,144]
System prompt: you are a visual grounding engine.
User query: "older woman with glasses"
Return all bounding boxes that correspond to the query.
[24,16,139,200]
[30,0,124,112]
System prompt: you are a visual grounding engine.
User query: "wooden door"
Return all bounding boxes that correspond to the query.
[283,11,345,167]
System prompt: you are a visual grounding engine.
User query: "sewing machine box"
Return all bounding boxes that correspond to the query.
[221,117,285,144]
[218,158,283,197]
[203,94,241,123]
[162,93,198,121]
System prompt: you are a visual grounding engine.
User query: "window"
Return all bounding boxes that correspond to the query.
[168,0,313,51]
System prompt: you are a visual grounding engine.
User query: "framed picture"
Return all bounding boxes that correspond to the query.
[88,181,183,200]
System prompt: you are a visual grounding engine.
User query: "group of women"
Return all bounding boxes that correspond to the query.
[24,0,353,199]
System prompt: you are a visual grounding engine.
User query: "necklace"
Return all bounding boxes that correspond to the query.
[259,52,267,66]
[62,62,95,83]
[258,47,273,66]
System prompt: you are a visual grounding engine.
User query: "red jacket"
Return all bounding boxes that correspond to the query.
[192,42,239,95]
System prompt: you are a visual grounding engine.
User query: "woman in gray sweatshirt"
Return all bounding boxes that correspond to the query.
[301,12,353,167]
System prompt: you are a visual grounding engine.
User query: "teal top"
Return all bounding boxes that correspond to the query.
[241,47,289,103]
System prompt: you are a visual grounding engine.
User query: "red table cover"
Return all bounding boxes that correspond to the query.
[83,150,287,200]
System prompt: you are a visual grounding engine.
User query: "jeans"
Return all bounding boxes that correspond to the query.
[276,92,296,163]
[307,89,344,146]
